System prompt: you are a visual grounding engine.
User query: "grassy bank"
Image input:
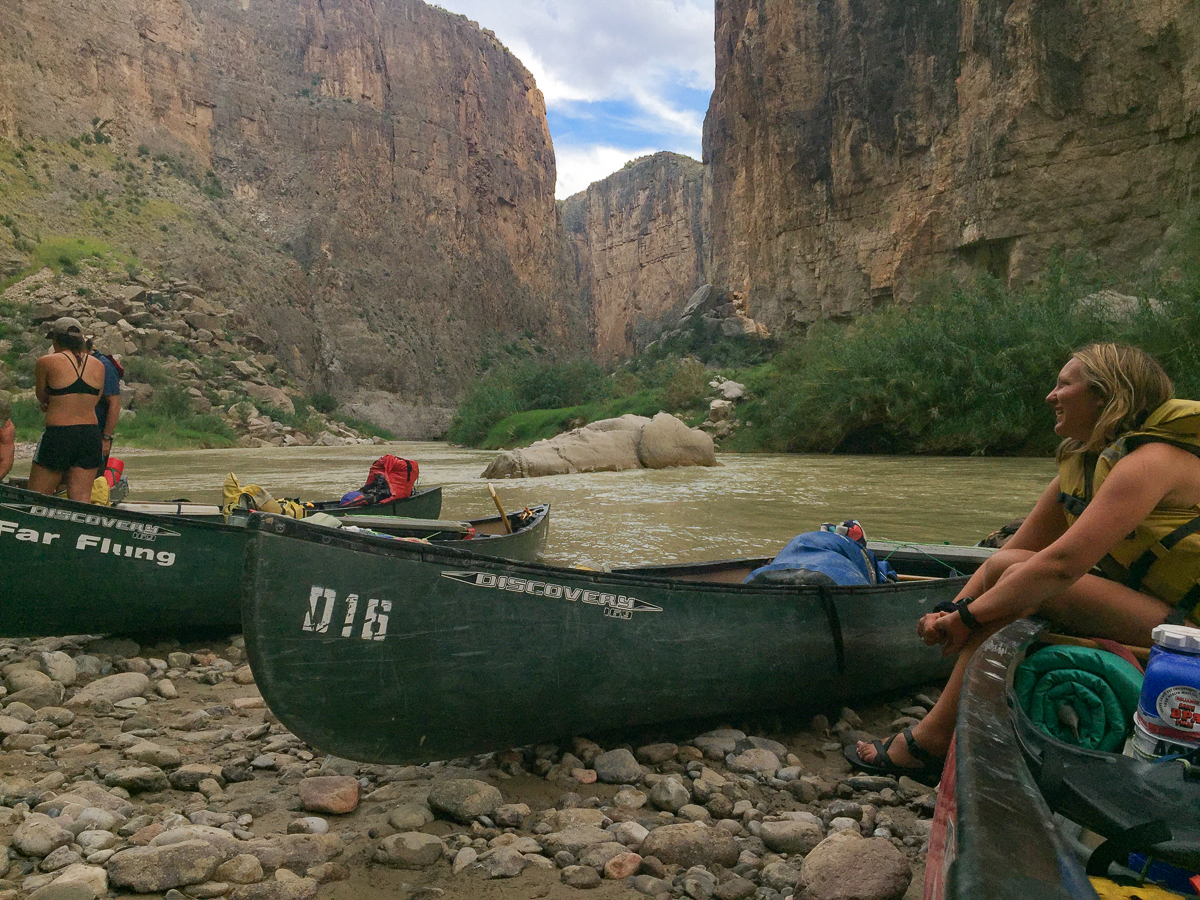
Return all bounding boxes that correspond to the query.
[447,333,771,449]
[9,392,237,450]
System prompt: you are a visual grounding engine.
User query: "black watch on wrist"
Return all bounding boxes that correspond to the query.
[954,597,983,630]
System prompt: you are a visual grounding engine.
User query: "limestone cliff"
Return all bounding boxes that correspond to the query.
[0,0,582,420]
[705,0,1200,330]
[560,153,706,361]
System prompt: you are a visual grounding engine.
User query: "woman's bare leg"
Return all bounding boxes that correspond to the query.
[856,550,1170,768]
[63,467,97,503]
[26,462,63,496]
[856,617,1013,766]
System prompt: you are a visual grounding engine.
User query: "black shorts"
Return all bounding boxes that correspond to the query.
[33,424,104,473]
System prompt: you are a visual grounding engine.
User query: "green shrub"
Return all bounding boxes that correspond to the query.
[121,357,172,387]
[310,391,338,414]
[201,171,226,200]
[662,358,709,412]
[448,356,610,446]
[751,259,1117,455]
[9,397,43,441]
[147,384,194,419]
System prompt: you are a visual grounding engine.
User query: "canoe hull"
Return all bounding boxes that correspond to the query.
[0,483,244,636]
[317,486,442,521]
[344,503,549,564]
[243,515,967,765]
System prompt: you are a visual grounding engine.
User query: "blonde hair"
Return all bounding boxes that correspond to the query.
[1057,343,1173,459]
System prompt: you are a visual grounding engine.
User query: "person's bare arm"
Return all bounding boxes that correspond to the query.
[34,357,50,409]
[935,443,1187,651]
[101,394,120,437]
[916,477,1068,639]
[0,420,13,481]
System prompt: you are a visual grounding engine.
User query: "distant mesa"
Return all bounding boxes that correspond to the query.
[481,413,718,479]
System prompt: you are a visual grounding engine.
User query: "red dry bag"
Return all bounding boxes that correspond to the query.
[359,455,419,504]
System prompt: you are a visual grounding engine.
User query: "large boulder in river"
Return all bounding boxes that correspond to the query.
[481,413,717,478]
[638,413,717,469]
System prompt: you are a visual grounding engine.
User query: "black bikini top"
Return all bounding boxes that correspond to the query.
[46,351,102,397]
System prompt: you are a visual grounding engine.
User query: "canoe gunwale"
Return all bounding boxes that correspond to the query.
[248,512,971,596]
[0,482,242,534]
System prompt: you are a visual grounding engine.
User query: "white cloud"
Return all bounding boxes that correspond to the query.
[554,144,664,199]
[435,0,714,196]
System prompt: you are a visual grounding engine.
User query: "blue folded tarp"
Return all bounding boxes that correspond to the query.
[745,531,896,586]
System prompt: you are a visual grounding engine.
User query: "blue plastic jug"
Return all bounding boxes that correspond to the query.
[1131,623,1200,760]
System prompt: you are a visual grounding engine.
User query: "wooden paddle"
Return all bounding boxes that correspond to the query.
[487,483,513,534]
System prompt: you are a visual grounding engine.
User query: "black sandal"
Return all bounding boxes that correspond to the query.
[843,727,947,786]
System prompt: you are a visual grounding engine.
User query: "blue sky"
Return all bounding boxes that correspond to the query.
[434,0,714,198]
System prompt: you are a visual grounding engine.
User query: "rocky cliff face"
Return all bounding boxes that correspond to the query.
[706,0,1200,331]
[560,153,706,361]
[0,0,582,422]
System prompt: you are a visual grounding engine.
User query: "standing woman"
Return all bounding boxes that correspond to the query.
[28,317,107,501]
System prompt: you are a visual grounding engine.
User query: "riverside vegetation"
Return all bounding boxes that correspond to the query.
[453,207,1200,457]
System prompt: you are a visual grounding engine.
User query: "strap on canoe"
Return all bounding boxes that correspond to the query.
[817,586,846,675]
[1085,820,1173,877]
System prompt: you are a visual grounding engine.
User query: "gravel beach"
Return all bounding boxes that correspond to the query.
[0,634,937,900]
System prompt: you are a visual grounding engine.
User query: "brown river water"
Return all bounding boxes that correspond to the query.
[16,443,1055,568]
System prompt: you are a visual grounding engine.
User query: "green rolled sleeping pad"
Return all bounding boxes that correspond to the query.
[1013,644,1144,753]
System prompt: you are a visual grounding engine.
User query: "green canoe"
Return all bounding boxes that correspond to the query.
[242,514,991,765]
[0,484,546,637]
[113,485,444,523]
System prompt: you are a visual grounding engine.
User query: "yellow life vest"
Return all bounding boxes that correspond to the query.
[1058,399,1200,624]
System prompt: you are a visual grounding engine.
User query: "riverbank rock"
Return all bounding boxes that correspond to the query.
[66,673,149,708]
[637,823,740,868]
[798,831,912,900]
[426,779,502,823]
[482,412,717,478]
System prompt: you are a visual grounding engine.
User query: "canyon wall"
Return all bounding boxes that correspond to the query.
[0,0,582,413]
[560,153,706,361]
[705,0,1200,331]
